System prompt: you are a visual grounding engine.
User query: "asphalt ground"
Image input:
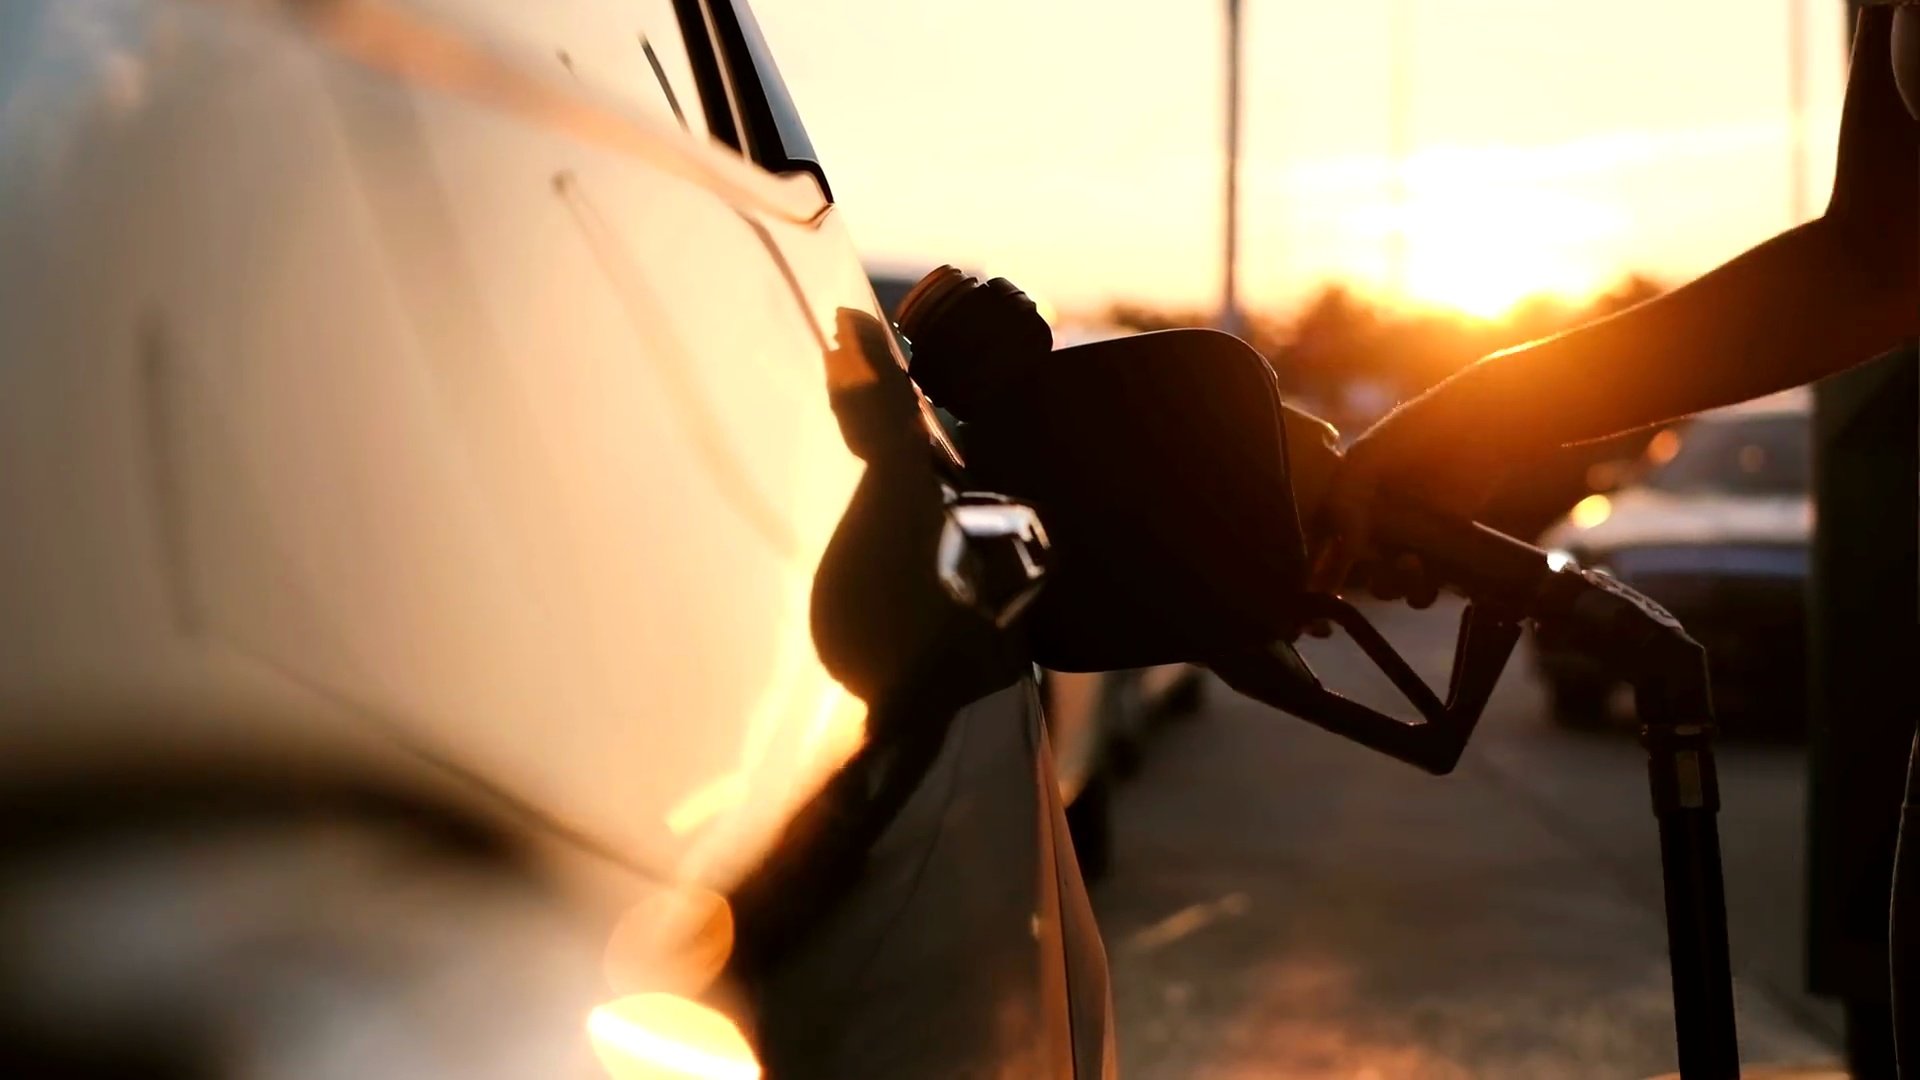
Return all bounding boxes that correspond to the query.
[1092,598,1841,1079]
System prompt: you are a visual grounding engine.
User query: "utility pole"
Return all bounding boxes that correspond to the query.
[1386,0,1412,299]
[1219,0,1244,337]
[1786,0,1810,222]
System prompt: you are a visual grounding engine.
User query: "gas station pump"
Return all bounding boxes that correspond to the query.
[1802,5,1920,1073]
[1806,340,1918,1075]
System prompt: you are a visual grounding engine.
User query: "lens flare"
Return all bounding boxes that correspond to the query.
[665,774,750,837]
[589,993,760,1080]
[1569,493,1613,530]
[604,888,736,997]
[1646,428,1683,465]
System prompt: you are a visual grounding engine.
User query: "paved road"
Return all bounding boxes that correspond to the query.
[1091,598,1843,1079]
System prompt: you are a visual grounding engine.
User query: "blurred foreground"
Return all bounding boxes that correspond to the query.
[1094,599,1839,1079]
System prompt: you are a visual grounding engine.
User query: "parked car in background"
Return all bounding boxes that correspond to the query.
[1533,389,1812,732]
[1040,664,1206,879]
[1478,427,1663,544]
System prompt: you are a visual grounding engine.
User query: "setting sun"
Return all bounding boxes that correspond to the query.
[1350,175,1626,318]
[762,0,1847,317]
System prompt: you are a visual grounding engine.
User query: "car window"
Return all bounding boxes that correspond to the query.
[703,0,830,195]
[411,0,711,140]
[724,0,817,166]
[1643,414,1810,497]
[629,0,709,139]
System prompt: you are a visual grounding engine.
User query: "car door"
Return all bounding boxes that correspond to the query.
[284,0,1113,1072]
[0,0,1108,1072]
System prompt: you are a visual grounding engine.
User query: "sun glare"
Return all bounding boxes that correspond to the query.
[589,994,761,1080]
[1570,494,1614,530]
[1349,177,1626,319]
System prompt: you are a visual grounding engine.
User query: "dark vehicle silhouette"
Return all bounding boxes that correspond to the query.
[1534,390,1812,732]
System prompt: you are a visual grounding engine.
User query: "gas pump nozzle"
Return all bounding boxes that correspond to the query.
[1279,402,1592,620]
[1238,415,1739,1080]
[1226,398,1712,782]
[894,266,1740,1078]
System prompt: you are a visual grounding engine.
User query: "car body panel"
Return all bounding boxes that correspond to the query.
[1043,669,1107,804]
[749,683,1105,1079]
[0,0,1109,1072]
[1,0,874,898]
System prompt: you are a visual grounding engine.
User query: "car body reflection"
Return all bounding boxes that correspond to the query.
[0,1,1110,1075]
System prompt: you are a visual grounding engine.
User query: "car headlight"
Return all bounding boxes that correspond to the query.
[1568,493,1614,530]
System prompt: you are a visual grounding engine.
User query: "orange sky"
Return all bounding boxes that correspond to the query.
[756,0,1851,319]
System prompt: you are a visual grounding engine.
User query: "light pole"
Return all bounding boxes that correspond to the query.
[1220,0,1244,337]
[1786,0,1810,222]
[1386,0,1412,299]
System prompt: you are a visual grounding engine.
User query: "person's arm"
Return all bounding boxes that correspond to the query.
[1310,8,1916,597]
[1445,6,1916,453]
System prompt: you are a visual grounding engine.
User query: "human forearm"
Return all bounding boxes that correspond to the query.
[1319,6,1916,590]
[1433,5,1918,453]
[1448,212,1917,452]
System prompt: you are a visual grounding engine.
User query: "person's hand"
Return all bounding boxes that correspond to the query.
[1306,376,1525,606]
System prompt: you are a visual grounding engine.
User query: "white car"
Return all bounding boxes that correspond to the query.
[0,5,1111,1074]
